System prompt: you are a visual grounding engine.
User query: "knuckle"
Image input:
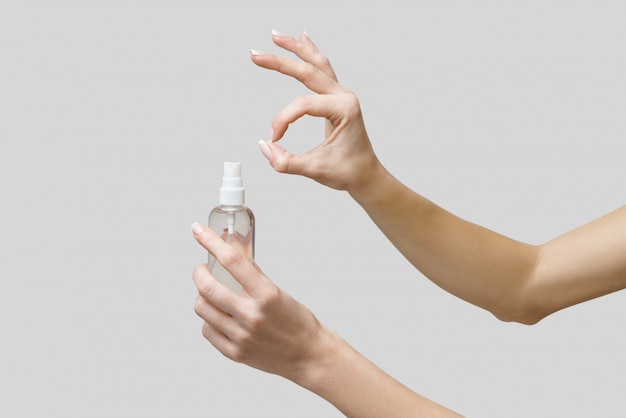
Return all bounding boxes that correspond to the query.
[237,329,254,347]
[275,55,289,73]
[297,62,317,82]
[197,278,217,300]
[201,322,211,339]
[193,296,205,316]
[229,346,246,363]
[292,94,307,107]
[220,247,244,270]
[197,232,212,250]
[273,113,290,132]
[243,287,281,327]
[343,93,361,115]
[229,334,253,363]
[312,53,331,69]
[272,153,290,174]
[244,309,265,329]
[305,158,325,180]
[192,264,206,280]
[294,94,313,108]
[259,285,281,309]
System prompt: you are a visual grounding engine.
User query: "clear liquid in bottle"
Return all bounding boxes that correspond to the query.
[208,205,255,292]
[208,162,255,292]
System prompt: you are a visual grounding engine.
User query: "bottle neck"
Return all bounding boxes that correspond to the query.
[219,204,245,211]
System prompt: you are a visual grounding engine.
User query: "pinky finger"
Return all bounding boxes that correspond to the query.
[201,322,237,359]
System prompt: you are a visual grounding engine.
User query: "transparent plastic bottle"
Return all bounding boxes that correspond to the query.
[208,162,255,292]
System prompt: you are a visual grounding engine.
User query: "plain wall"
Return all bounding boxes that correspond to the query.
[1,1,624,417]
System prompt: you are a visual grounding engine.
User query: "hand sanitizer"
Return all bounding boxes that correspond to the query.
[208,162,255,292]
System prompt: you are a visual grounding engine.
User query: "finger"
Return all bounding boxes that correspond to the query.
[260,94,350,176]
[191,223,265,295]
[192,263,239,315]
[194,294,237,336]
[271,30,338,82]
[201,321,239,360]
[250,50,343,95]
[270,93,359,143]
[260,140,317,179]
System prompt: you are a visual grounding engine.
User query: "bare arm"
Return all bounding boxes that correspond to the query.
[350,165,626,324]
[191,223,462,417]
[530,205,626,321]
[252,31,626,324]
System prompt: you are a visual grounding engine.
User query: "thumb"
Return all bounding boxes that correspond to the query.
[258,139,315,178]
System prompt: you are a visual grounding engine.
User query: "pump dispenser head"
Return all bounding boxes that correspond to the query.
[219,162,245,206]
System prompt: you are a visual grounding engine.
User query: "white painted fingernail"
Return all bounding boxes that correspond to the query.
[272,29,288,38]
[258,140,271,160]
[250,49,268,56]
[191,222,203,235]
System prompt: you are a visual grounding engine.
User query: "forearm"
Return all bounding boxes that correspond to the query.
[349,163,540,323]
[296,326,461,418]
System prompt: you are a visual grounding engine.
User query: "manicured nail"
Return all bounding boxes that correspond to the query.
[268,127,275,141]
[272,29,288,38]
[258,140,271,160]
[191,222,203,235]
[302,30,310,38]
[250,49,268,56]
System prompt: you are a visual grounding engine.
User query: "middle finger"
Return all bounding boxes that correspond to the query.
[271,30,338,82]
[250,51,343,95]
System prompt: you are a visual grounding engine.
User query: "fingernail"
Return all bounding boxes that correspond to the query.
[250,49,268,56]
[271,29,288,38]
[258,140,271,160]
[302,30,310,38]
[268,127,275,141]
[191,222,203,235]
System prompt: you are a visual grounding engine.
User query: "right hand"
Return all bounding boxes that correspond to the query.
[191,222,329,382]
[252,30,382,194]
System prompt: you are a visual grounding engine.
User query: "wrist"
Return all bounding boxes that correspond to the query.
[348,161,397,206]
[288,324,345,392]
[289,325,378,414]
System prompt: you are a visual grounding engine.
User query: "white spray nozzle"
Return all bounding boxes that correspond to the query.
[220,161,245,206]
[227,212,235,236]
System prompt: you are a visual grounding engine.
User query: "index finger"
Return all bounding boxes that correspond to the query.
[250,50,344,95]
[191,222,264,295]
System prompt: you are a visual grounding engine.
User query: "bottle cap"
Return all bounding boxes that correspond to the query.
[219,162,245,205]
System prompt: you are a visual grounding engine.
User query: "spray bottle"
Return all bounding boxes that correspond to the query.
[208,162,255,292]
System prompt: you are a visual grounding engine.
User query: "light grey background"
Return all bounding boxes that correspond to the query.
[1,1,624,417]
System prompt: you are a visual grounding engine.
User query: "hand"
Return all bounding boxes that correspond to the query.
[252,30,383,194]
[190,222,327,382]
[191,223,462,417]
